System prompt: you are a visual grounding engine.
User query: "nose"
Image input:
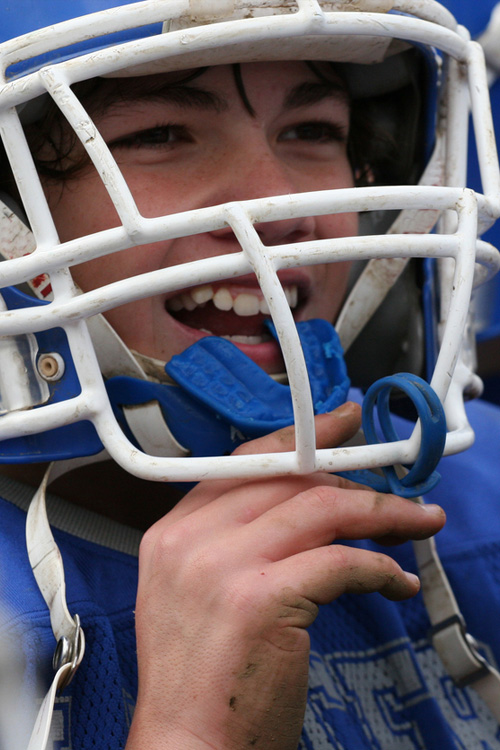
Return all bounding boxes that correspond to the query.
[209,136,317,247]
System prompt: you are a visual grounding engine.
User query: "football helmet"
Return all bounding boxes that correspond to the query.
[0,0,499,496]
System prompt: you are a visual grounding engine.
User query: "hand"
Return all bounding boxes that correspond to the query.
[126,402,445,750]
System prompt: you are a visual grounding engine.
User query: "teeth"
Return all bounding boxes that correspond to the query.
[224,333,271,345]
[167,296,184,312]
[200,331,271,344]
[191,284,213,305]
[166,283,298,317]
[285,286,298,308]
[233,293,260,317]
[181,293,197,311]
[213,288,233,311]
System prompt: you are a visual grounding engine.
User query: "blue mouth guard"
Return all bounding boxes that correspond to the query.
[107,318,350,457]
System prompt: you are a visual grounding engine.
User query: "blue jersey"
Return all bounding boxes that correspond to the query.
[1,397,500,749]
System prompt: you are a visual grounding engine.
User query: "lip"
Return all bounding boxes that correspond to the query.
[163,270,312,373]
[165,313,286,371]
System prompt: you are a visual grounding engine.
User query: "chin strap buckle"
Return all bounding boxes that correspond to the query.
[52,613,85,692]
[429,613,492,689]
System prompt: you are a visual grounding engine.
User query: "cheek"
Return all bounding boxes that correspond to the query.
[47,176,120,242]
[311,261,351,321]
[69,250,163,357]
[126,174,178,219]
[68,232,163,292]
[318,210,358,240]
[70,255,120,292]
[46,181,171,290]
[308,211,357,321]
[121,168,196,220]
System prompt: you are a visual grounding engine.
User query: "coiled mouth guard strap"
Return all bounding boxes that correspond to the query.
[338,373,447,498]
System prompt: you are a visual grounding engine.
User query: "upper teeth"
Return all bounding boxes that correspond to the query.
[166,284,298,316]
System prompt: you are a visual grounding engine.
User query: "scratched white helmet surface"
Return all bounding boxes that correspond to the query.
[0,0,499,495]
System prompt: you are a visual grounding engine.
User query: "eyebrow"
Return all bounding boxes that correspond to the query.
[98,77,348,118]
[114,84,229,113]
[145,80,349,111]
[283,81,349,110]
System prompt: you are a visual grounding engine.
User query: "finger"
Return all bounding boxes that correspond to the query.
[271,543,421,609]
[167,464,370,531]
[236,485,445,560]
[233,401,362,456]
[164,403,362,522]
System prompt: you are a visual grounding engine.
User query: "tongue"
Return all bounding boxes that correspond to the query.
[172,303,269,337]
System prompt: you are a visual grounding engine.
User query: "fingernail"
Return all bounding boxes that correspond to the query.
[404,572,420,588]
[328,401,360,417]
[420,503,444,516]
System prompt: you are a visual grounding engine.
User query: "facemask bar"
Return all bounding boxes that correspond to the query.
[0,1,498,483]
[0,186,497,480]
[0,1,458,83]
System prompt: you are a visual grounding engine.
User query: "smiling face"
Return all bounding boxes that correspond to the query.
[44,61,357,373]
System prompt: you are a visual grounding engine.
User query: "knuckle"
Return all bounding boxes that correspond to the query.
[299,484,340,513]
[370,492,390,511]
[373,555,406,591]
[139,520,196,571]
[323,542,350,569]
[138,523,158,560]
[371,550,396,575]
[231,441,253,456]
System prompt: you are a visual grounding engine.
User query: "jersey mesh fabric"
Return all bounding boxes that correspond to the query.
[65,615,136,748]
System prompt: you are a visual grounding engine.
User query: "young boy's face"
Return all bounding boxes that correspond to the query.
[46,61,357,374]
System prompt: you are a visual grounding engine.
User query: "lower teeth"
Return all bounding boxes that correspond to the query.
[223,334,271,345]
[198,329,271,345]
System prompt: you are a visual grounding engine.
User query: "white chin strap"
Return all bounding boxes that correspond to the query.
[26,464,85,750]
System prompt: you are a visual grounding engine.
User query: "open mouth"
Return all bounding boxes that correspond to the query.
[166,282,300,344]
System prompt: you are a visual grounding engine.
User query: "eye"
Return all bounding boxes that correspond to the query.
[279,121,347,144]
[109,124,192,150]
